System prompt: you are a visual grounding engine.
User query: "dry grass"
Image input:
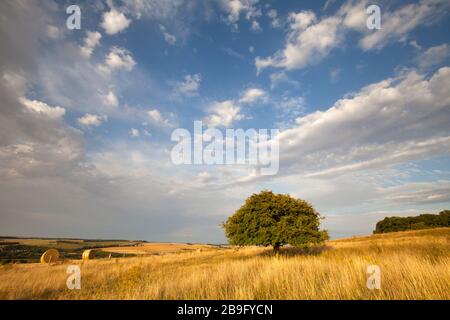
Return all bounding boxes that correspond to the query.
[0,228,448,300]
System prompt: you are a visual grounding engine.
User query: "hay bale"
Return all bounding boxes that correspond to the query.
[196,248,203,253]
[82,249,95,261]
[40,249,59,264]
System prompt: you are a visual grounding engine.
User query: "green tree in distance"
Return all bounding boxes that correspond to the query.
[223,190,328,251]
[374,210,449,234]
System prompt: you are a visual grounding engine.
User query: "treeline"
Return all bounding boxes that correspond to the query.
[374,210,449,234]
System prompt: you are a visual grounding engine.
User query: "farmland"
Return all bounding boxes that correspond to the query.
[0,228,448,300]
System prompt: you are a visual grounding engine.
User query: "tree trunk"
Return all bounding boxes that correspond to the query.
[273,244,280,252]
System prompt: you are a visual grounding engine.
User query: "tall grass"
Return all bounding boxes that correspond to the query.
[0,228,448,300]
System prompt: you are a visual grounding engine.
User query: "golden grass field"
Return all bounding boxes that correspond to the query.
[0,228,448,300]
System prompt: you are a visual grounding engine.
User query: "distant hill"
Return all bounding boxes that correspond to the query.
[374,210,449,234]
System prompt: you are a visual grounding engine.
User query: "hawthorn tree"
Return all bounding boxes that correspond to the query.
[223,190,328,251]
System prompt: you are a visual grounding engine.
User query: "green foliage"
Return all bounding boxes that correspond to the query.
[374,210,450,234]
[223,190,328,248]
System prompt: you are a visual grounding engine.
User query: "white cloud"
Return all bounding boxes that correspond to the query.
[340,0,368,32]
[80,31,102,58]
[289,10,317,30]
[160,25,177,45]
[267,9,281,28]
[269,72,287,89]
[379,180,450,204]
[20,98,65,119]
[99,46,136,73]
[256,11,342,73]
[251,20,262,32]
[220,0,261,31]
[148,109,162,122]
[274,96,305,128]
[101,90,119,108]
[239,88,266,103]
[277,67,450,178]
[175,73,201,96]
[358,0,450,51]
[77,114,107,127]
[129,128,140,137]
[256,0,450,73]
[205,100,244,127]
[416,44,450,69]
[46,25,64,39]
[101,8,131,35]
[147,109,173,127]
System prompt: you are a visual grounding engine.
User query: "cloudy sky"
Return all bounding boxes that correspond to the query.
[1,0,450,242]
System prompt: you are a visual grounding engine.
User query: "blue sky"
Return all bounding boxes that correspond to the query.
[1,0,450,242]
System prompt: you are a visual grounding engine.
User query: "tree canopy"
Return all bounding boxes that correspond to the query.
[223,190,328,249]
[374,210,449,234]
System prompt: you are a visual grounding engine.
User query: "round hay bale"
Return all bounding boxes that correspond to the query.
[196,248,203,253]
[82,249,96,261]
[40,249,59,264]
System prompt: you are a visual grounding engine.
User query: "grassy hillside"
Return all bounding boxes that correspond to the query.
[0,228,448,300]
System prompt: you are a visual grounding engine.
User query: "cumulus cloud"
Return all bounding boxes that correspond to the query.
[256,11,342,73]
[256,0,450,73]
[20,98,66,119]
[239,88,266,103]
[205,100,244,127]
[147,109,163,123]
[175,73,201,96]
[147,109,173,127]
[80,31,102,58]
[78,114,108,127]
[220,0,261,31]
[99,46,136,73]
[101,90,119,108]
[101,8,131,35]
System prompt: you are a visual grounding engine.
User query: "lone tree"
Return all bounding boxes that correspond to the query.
[223,190,328,251]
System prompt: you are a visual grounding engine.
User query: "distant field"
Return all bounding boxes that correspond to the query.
[0,238,137,249]
[0,238,141,263]
[0,228,448,300]
[101,243,216,255]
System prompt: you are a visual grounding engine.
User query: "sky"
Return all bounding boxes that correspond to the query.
[1,0,450,242]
